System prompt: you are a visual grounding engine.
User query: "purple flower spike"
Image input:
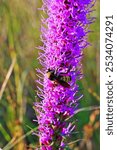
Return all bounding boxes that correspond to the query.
[35,0,95,149]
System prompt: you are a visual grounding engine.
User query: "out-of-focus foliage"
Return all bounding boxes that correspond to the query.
[0,0,99,150]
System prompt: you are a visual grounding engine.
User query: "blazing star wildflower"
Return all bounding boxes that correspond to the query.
[35,0,95,149]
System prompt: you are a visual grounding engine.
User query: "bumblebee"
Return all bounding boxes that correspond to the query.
[46,68,71,88]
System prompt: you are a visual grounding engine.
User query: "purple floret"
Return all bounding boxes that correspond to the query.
[35,0,95,149]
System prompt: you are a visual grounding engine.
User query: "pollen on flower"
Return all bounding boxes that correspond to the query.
[35,0,95,149]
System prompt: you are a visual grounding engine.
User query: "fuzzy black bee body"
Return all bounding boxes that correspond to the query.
[60,76,71,83]
[46,69,71,88]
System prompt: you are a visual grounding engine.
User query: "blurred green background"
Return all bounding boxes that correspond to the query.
[0,0,100,150]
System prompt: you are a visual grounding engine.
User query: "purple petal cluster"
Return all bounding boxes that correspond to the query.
[35,0,95,149]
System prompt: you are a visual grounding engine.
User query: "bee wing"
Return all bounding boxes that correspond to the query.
[58,80,70,88]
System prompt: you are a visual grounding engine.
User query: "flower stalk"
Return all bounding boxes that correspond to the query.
[35,0,95,149]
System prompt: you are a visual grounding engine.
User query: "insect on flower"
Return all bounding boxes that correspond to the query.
[46,68,71,88]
